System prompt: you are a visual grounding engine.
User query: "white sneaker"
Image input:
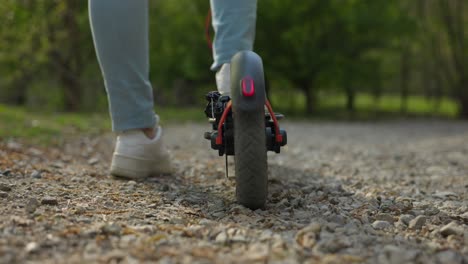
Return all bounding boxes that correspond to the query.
[110,126,173,179]
[215,63,231,96]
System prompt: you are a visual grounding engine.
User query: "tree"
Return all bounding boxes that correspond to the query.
[257,1,344,114]
[257,0,406,114]
[0,1,96,111]
[149,0,212,106]
[437,0,468,118]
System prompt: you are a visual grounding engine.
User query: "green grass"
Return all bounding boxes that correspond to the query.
[0,104,203,145]
[157,106,205,123]
[0,104,110,145]
[270,91,458,120]
[0,93,459,145]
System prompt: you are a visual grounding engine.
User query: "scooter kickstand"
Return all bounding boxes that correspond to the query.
[225,134,229,179]
[225,154,228,179]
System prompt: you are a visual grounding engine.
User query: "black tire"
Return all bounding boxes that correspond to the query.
[234,108,268,209]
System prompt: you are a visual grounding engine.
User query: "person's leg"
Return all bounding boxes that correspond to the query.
[89,0,157,132]
[210,0,258,71]
[89,0,171,179]
[210,0,257,95]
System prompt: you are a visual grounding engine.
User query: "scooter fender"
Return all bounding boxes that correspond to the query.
[230,51,266,112]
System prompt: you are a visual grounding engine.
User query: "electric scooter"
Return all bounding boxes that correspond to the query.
[204,51,287,209]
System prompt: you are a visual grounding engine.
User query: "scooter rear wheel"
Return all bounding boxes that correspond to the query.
[234,108,267,209]
[231,51,268,210]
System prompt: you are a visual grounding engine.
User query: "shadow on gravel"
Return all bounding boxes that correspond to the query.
[138,162,355,232]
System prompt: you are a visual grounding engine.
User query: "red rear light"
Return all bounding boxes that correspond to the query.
[241,77,255,97]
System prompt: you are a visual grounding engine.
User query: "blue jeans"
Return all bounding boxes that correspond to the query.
[89,0,257,131]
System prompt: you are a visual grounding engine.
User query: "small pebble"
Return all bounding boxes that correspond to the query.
[25,242,39,253]
[408,215,426,230]
[372,220,391,230]
[88,157,99,165]
[215,231,228,243]
[399,214,414,226]
[460,212,468,220]
[440,222,464,237]
[74,206,86,214]
[160,184,170,192]
[26,198,40,214]
[0,191,8,198]
[0,183,11,192]
[329,197,339,205]
[433,191,459,200]
[435,250,464,264]
[424,207,440,216]
[100,224,122,236]
[41,197,58,206]
[314,237,350,253]
[31,171,42,179]
[327,214,347,225]
[375,213,395,223]
[51,162,64,168]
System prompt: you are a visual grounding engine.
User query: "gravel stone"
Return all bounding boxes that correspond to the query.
[424,207,440,216]
[0,121,467,262]
[460,212,468,220]
[327,214,347,225]
[378,245,419,264]
[314,237,350,253]
[0,183,12,192]
[375,213,395,223]
[408,215,427,230]
[372,220,391,230]
[215,231,228,244]
[87,157,99,165]
[435,250,464,264]
[100,224,122,236]
[31,170,41,179]
[399,214,414,226]
[25,198,40,214]
[433,191,459,200]
[160,184,170,192]
[41,197,58,205]
[127,180,137,186]
[25,242,39,254]
[440,222,464,237]
[0,191,8,198]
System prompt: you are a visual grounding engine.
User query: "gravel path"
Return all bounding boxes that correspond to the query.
[0,120,467,263]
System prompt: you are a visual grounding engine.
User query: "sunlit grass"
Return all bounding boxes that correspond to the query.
[0,104,110,145]
[0,104,203,145]
[0,93,459,145]
[157,106,205,123]
[270,91,458,119]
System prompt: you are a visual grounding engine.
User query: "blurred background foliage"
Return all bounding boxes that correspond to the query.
[0,0,467,119]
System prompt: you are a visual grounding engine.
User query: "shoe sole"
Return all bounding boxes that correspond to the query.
[110,153,154,179]
[110,153,173,179]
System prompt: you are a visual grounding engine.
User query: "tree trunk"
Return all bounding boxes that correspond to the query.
[304,84,316,115]
[372,70,382,114]
[62,73,81,111]
[46,2,83,111]
[265,73,271,100]
[345,83,355,113]
[458,78,468,119]
[62,2,82,111]
[437,0,467,118]
[400,46,410,114]
[8,72,29,105]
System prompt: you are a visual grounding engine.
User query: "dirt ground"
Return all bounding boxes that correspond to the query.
[0,120,467,263]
